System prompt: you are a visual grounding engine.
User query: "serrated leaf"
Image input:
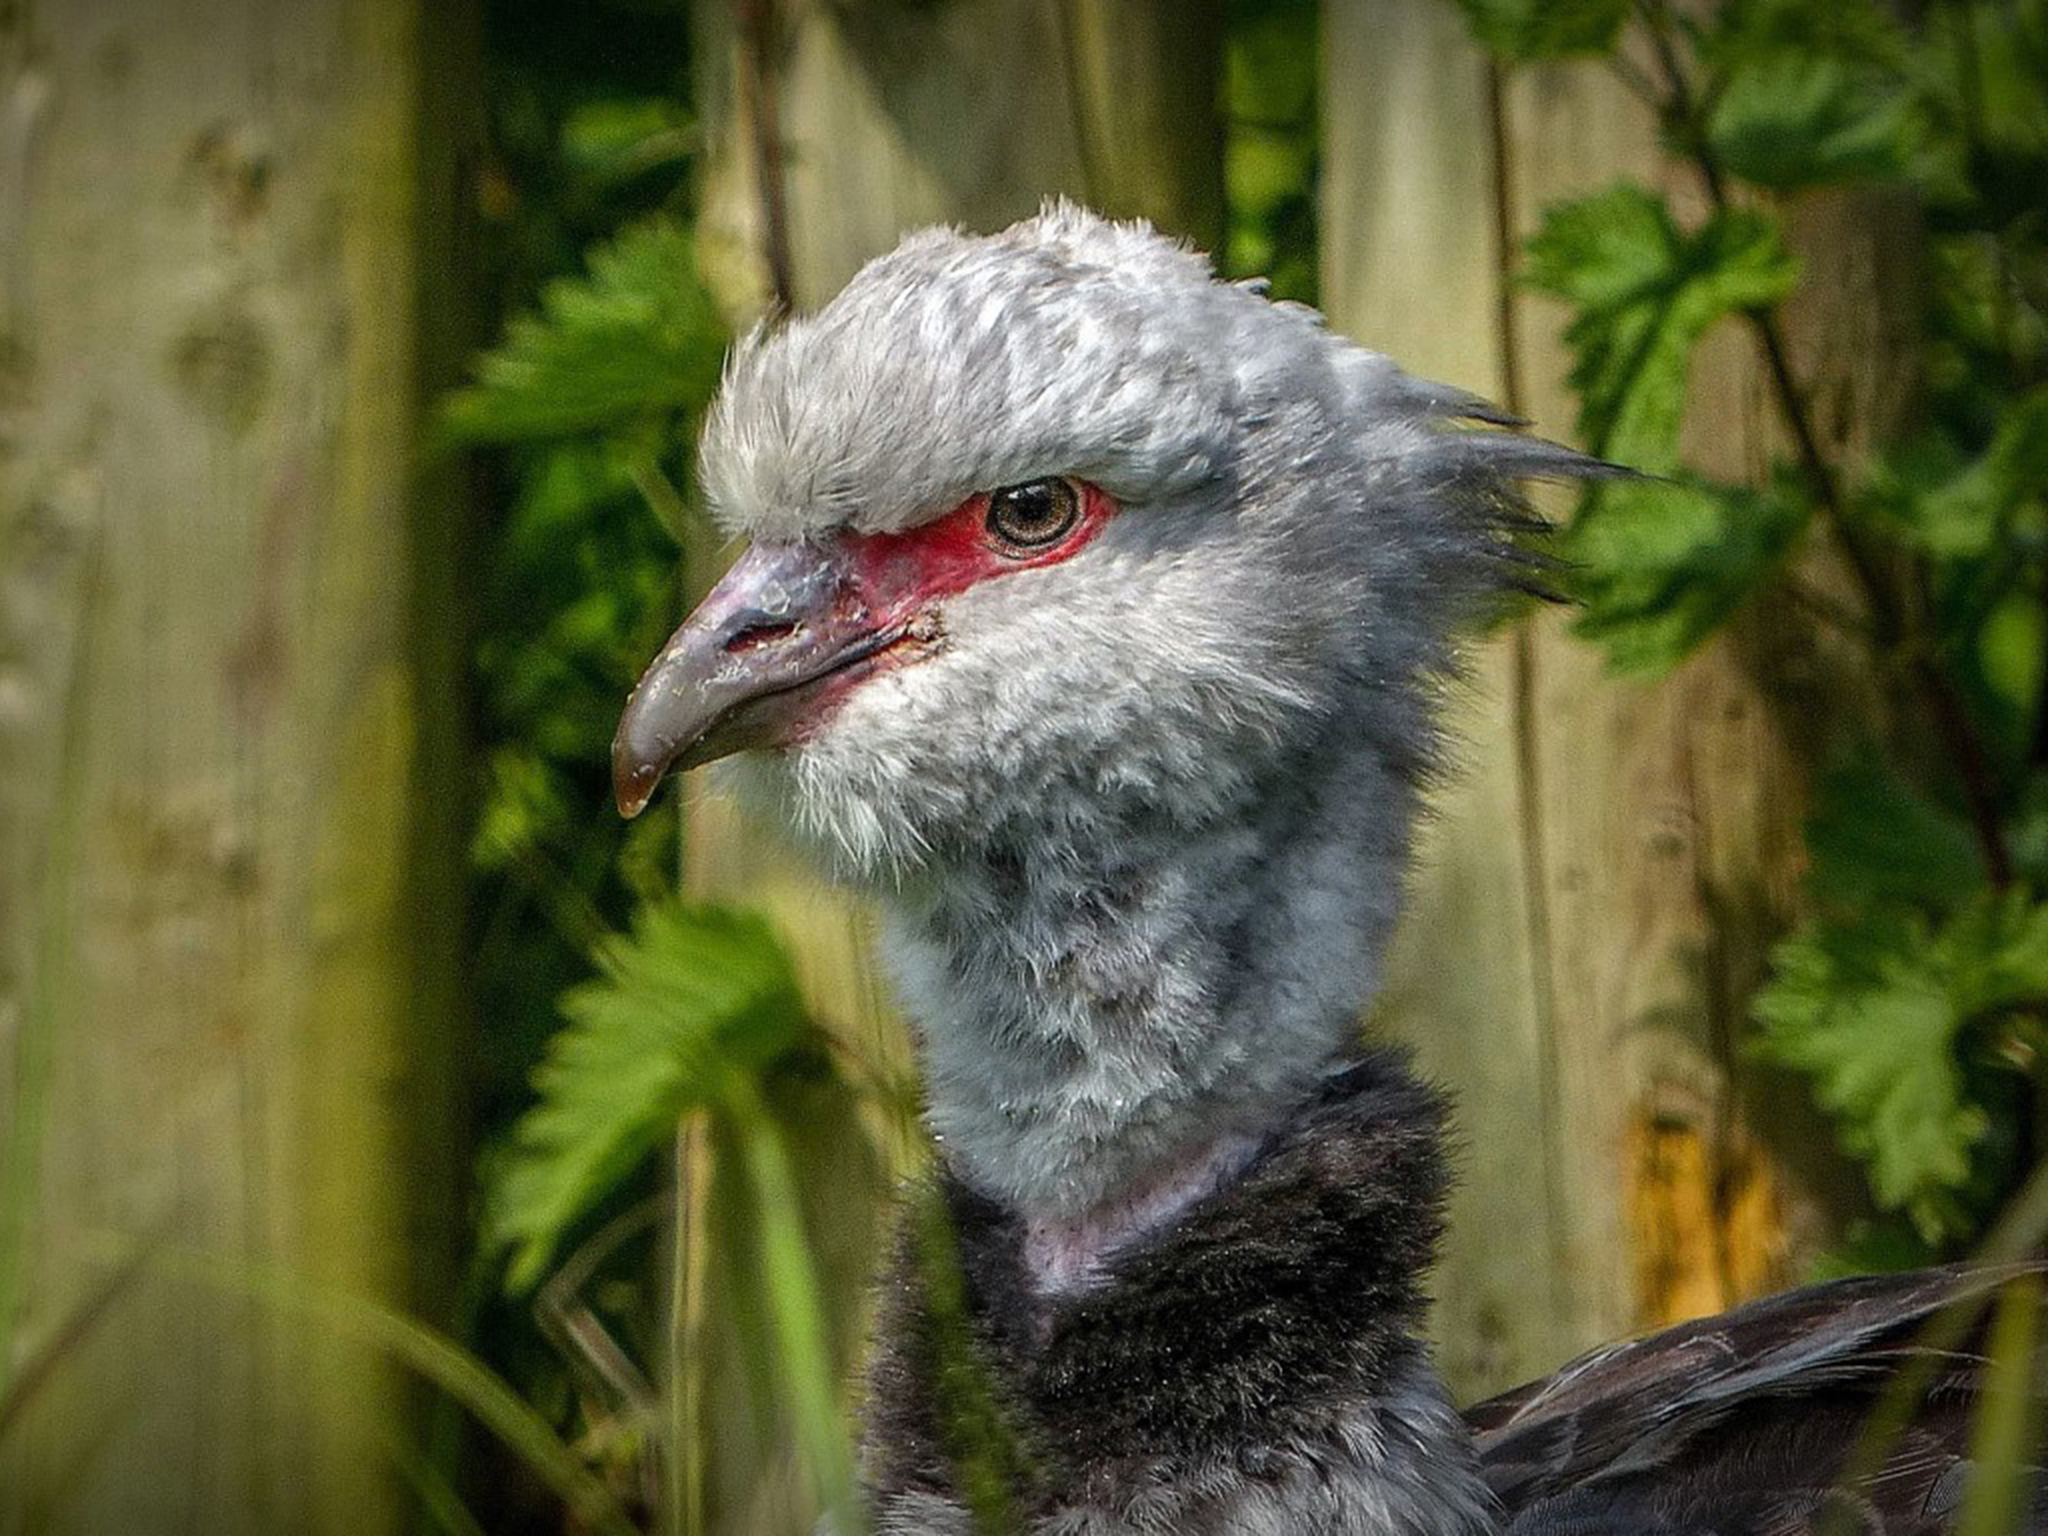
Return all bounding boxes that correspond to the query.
[1708,53,1919,187]
[1701,0,1920,188]
[1453,0,1629,60]
[443,220,725,443]
[1806,752,1987,911]
[1524,187,1800,472]
[1564,472,1811,673]
[1756,893,2048,1240]
[1949,890,2048,1018]
[490,902,805,1291]
[1755,910,1984,1238]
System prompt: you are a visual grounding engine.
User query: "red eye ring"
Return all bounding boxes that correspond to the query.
[838,479,1118,619]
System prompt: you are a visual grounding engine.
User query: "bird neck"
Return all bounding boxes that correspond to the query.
[878,733,1417,1262]
[860,1053,1492,1533]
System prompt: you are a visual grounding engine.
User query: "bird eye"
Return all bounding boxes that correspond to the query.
[985,479,1080,553]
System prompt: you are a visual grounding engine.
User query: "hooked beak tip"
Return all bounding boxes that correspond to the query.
[614,772,657,821]
[611,723,675,820]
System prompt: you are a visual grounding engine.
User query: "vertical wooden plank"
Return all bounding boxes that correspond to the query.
[1321,0,1585,1401]
[0,0,474,1530]
[1325,6,1879,1402]
[1500,41,1863,1340]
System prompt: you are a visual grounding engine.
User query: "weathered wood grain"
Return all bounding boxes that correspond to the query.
[1325,1,1879,1404]
[0,2,475,1530]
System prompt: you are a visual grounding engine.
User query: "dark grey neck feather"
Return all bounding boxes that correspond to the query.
[860,1052,1497,1535]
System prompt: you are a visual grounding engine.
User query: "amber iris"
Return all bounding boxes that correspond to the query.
[985,478,1081,552]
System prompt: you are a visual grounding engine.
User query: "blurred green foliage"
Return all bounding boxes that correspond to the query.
[1461,0,2048,1260]
[1223,0,1319,302]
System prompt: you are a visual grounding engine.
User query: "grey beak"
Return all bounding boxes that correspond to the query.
[612,537,895,817]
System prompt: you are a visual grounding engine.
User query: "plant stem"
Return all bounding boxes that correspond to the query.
[739,0,796,316]
[666,1116,713,1536]
[1636,0,2016,888]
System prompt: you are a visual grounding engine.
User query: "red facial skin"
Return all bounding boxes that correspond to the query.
[789,480,1119,730]
[612,480,1118,815]
[844,480,1119,608]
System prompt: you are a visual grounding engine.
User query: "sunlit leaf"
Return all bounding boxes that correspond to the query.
[1453,0,1629,60]
[1524,187,1800,472]
[443,219,725,443]
[1564,472,1810,673]
[1979,591,2048,728]
[490,903,806,1291]
[1756,893,2048,1239]
[559,97,694,185]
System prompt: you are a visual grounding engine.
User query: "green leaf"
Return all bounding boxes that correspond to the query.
[1701,0,1920,188]
[1864,391,2048,559]
[1805,753,1987,911]
[1756,911,1982,1238]
[490,902,805,1291]
[1708,53,1918,187]
[1564,472,1811,673]
[1979,591,2048,730]
[1453,0,1629,60]
[559,97,694,186]
[1755,893,2048,1240]
[1524,187,1800,472]
[1949,891,2048,1019]
[443,219,726,443]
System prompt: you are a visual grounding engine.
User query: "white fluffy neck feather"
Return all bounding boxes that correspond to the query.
[878,723,1415,1241]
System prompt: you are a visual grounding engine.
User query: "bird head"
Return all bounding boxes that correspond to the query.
[615,203,1603,1221]
[617,202,1581,874]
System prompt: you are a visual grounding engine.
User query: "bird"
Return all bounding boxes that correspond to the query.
[612,202,2041,1534]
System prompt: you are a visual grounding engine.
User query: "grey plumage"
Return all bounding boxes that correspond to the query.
[616,203,2035,1534]
[702,201,1601,1221]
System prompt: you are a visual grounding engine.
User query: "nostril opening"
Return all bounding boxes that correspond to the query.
[724,620,796,655]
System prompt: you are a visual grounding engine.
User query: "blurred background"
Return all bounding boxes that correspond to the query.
[2,0,2045,1531]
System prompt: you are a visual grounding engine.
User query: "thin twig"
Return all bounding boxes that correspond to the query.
[1780,576,1873,642]
[1606,49,1664,113]
[1636,0,2016,887]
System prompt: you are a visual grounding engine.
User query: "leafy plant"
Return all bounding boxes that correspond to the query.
[1223,0,1321,303]
[444,220,725,450]
[485,900,857,1524]
[1457,0,2048,1257]
[489,903,806,1292]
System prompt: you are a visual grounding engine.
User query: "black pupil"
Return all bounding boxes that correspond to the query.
[991,480,1071,546]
